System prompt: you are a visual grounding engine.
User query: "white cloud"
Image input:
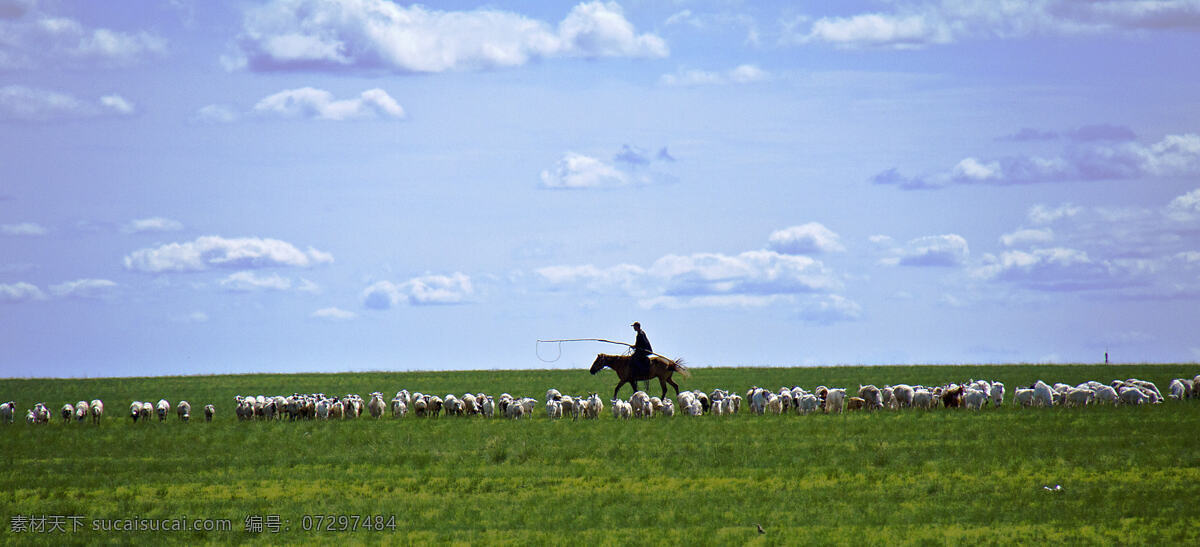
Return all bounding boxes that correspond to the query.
[540,145,675,189]
[1,222,45,235]
[880,234,969,267]
[311,306,356,321]
[797,294,862,324]
[363,272,473,309]
[253,87,404,121]
[219,271,292,292]
[540,152,627,189]
[48,278,117,299]
[0,86,136,122]
[804,13,950,49]
[876,132,1200,190]
[172,311,209,323]
[229,0,666,73]
[0,281,45,302]
[538,250,843,310]
[1169,188,1200,220]
[0,5,166,69]
[123,217,184,234]
[1000,228,1054,247]
[192,104,238,124]
[793,1,1200,49]
[124,236,334,273]
[659,64,768,86]
[972,247,1128,291]
[767,222,845,255]
[1029,203,1083,224]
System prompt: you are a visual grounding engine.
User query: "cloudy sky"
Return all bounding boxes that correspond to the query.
[3,0,1200,378]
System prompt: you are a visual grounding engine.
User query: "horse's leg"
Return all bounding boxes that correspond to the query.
[658,376,669,399]
[613,380,626,400]
[666,376,680,397]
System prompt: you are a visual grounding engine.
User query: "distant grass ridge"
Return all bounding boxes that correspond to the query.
[2,363,1199,545]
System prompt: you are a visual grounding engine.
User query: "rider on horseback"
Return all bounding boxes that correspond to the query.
[631,322,652,391]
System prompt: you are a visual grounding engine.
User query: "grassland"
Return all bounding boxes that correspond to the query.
[2,363,1199,545]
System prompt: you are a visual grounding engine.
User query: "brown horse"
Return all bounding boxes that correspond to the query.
[590,353,690,399]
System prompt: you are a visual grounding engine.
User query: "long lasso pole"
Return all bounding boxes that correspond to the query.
[535,338,671,362]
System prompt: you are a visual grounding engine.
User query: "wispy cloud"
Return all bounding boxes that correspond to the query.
[0,3,166,69]
[659,64,768,86]
[1,222,46,236]
[0,86,136,122]
[123,217,184,234]
[540,144,676,189]
[0,281,45,303]
[311,307,356,321]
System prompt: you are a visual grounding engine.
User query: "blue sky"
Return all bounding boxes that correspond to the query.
[3,0,1200,378]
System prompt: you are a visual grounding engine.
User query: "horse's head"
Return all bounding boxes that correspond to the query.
[590,354,610,375]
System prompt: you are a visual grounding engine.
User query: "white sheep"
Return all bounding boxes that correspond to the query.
[61,403,74,423]
[748,387,768,415]
[1092,385,1119,405]
[962,389,988,410]
[797,393,820,413]
[766,393,783,415]
[583,394,603,419]
[912,389,935,410]
[989,382,1005,407]
[1,401,15,424]
[130,401,143,422]
[26,409,35,424]
[546,399,562,419]
[368,392,386,418]
[1065,388,1094,407]
[480,395,495,418]
[662,398,675,417]
[1032,381,1055,407]
[892,384,914,408]
[824,388,846,413]
[156,399,170,421]
[685,398,703,416]
[1118,386,1149,405]
[177,400,191,422]
[204,404,214,422]
[444,394,462,416]
[1014,388,1035,407]
[1169,379,1188,400]
[73,401,89,422]
[630,391,652,418]
[316,399,331,420]
[858,385,883,410]
[412,396,428,417]
[507,400,527,419]
[546,388,562,402]
[391,397,408,417]
[462,393,479,415]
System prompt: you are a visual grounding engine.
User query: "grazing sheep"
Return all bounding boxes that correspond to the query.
[797,393,820,413]
[462,393,479,416]
[1065,388,1094,407]
[329,400,345,419]
[546,399,562,420]
[990,382,1005,407]
[941,385,965,409]
[130,401,143,422]
[204,404,214,422]
[858,385,883,410]
[519,397,537,416]
[26,409,36,424]
[74,401,89,422]
[368,392,386,418]
[1168,379,1188,400]
[912,389,935,410]
[316,399,330,420]
[824,388,846,413]
[1,401,15,424]
[962,389,988,410]
[1092,385,1118,405]
[1118,386,1149,405]
[444,394,463,416]
[176,400,191,422]
[1032,381,1055,407]
[583,394,603,419]
[1193,375,1200,399]
[610,399,630,419]
[61,403,74,423]
[662,398,675,417]
[892,384,914,408]
[412,396,428,418]
[630,391,652,418]
[480,395,495,418]
[507,401,527,419]
[766,393,784,415]
[391,397,408,418]
[846,397,866,411]
[685,398,703,416]
[1014,388,1035,407]
[155,399,170,421]
[748,387,769,415]
[545,389,562,403]
[427,396,444,418]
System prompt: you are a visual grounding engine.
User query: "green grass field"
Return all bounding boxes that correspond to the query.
[3,364,1199,545]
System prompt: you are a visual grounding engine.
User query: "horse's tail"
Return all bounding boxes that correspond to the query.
[668,357,691,378]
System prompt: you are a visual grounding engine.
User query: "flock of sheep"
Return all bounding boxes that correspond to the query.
[3,374,1197,426]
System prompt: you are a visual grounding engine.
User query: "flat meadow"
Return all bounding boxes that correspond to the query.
[2,363,1199,545]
